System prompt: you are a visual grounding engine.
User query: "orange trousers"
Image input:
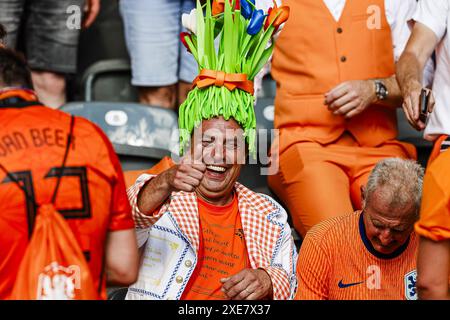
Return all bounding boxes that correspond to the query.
[268,133,416,237]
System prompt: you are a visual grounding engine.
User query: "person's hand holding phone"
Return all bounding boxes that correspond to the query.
[402,80,435,131]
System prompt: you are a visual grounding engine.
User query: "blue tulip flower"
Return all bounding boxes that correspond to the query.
[241,0,255,20]
[247,9,265,35]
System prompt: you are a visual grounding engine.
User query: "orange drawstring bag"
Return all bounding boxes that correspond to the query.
[9,204,98,300]
[1,115,98,300]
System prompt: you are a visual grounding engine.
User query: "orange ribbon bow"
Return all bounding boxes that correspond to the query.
[193,69,254,95]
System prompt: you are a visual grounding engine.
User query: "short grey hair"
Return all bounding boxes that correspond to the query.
[365,158,424,216]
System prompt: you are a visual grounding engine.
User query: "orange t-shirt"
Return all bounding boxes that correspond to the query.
[416,149,450,241]
[0,102,134,299]
[182,195,250,300]
[295,211,418,300]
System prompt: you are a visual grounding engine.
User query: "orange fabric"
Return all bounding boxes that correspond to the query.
[0,88,38,102]
[268,134,416,237]
[124,156,175,189]
[182,195,250,300]
[0,99,134,299]
[295,211,418,300]
[416,149,450,241]
[427,135,449,166]
[193,69,254,95]
[9,204,97,300]
[272,0,398,154]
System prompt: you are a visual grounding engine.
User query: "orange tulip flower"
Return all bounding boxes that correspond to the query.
[212,0,240,16]
[264,1,290,31]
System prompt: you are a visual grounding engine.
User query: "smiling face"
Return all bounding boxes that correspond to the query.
[189,116,246,206]
[362,186,417,255]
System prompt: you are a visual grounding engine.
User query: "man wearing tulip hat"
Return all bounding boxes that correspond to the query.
[125,0,296,300]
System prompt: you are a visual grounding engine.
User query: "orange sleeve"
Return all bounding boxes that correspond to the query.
[90,123,135,231]
[124,170,145,190]
[145,156,175,175]
[427,135,448,166]
[124,156,175,189]
[415,170,450,241]
[124,157,176,229]
[295,231,330,300]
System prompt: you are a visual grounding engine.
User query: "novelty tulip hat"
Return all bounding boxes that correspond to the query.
[179,0,289,157]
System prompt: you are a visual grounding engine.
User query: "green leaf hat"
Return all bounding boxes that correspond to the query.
[179,0,289,157]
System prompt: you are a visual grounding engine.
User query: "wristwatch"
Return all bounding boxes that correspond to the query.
[374,80,388,101]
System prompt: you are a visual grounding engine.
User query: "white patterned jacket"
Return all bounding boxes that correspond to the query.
[125,173,298,300]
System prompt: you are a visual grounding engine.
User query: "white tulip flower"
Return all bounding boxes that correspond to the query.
[182,8,197,35]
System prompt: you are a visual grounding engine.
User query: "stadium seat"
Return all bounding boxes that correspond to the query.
[396,109,433,167]
[239,74,277,194]
[257,74,277,99]
[60,102,178,171]
[81,59,139,103]
[239,96,275,194]
[107,287,129,300]
[244,89,303,249]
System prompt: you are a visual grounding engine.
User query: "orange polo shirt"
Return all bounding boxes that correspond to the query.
[182,195,250,300]
[295,211,418,300]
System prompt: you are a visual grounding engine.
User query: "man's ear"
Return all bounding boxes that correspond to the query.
[360,185,366,208]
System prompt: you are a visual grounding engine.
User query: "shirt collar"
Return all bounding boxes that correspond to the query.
[359,211,411,260]
[0,87,40,108]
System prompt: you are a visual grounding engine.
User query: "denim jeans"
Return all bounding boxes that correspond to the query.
[0,0,84,73]
[119,0,198,86]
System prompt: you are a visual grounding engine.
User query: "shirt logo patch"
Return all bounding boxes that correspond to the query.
[338,279,365,289]
[37,262,79,300]
[404,270,417,300]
